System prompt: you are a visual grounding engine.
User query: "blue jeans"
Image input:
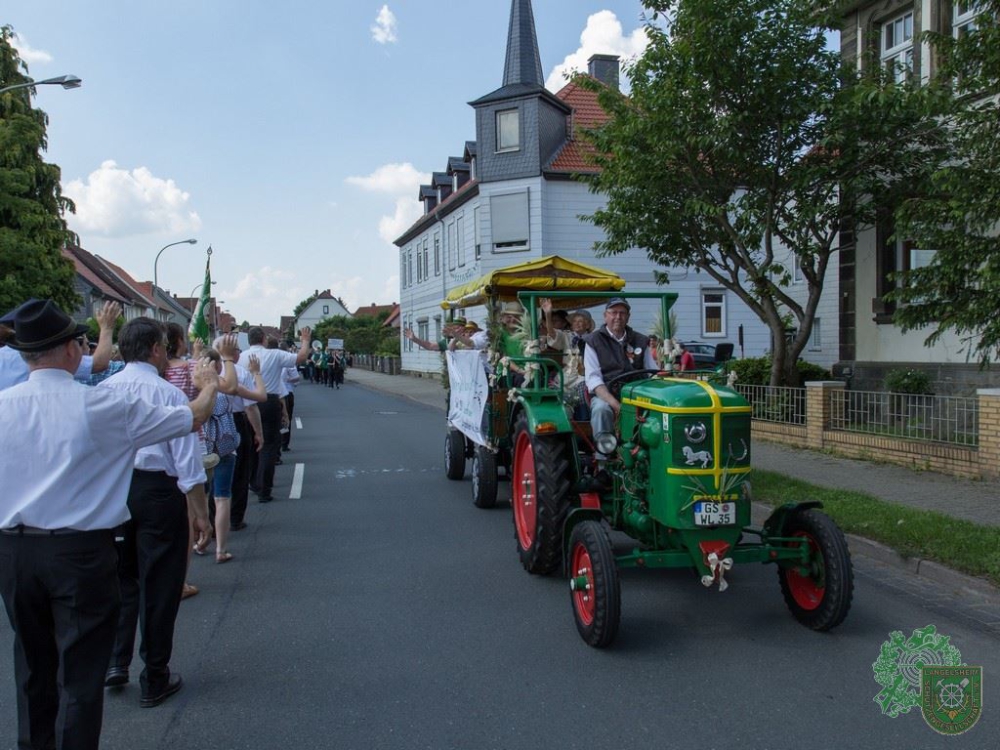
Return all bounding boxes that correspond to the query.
[213,453,237,498]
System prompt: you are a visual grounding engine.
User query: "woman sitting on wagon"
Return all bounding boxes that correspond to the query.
[540,297,593,419]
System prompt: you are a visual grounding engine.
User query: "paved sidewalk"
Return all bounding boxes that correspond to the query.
[342,366,999,602]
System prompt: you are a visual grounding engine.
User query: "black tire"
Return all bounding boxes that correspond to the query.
[444,428,466,480]
[472,445,498,509]
[568,521,621,648]
[778,509,854,631]
[511,413,573,575]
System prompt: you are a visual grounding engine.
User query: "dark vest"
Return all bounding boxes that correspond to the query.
[586,326,650,394]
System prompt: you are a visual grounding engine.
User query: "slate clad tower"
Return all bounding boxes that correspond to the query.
[470,0,571,183]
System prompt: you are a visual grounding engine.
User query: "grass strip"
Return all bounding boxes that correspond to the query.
[751,469,1000,587]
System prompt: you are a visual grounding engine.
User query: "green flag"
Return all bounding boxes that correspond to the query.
[189,252,212,344]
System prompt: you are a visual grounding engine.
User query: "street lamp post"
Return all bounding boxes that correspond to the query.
[0,75,83,96]
[153,239,197,291]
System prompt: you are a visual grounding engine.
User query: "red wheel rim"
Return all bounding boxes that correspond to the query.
[513,431,537,550]
[785,531,824,610]
[571,542,595,625]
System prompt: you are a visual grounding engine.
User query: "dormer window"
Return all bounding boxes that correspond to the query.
[882,10,914,84]
[497,109,520,152]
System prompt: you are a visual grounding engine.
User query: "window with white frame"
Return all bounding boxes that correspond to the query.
[793,255,803,284]
[323,305,329,315]
[434,316,442,341]
[882,10,914,84]
[416,246,423,283]
[418,319,429,342]
[496,109,520,152]
[701,291,727,338]
[447,222,457,270]
[408,250,413,286]
[490,191,530,252]
[434,233,441,276]
[422,238,429,279]
[954,1,984,38]
[474,206,482,260]
[400,252,406,288]
[457,215,465,267]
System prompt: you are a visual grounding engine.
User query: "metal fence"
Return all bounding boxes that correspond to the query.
[735,384,807,426]
[828,390,980,448]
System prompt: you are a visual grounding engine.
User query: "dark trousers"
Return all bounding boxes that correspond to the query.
[0,529,119,750]
[255,394,282,500]
[231,411,255,525]
[109,470,188,695]
[281,392,295,450]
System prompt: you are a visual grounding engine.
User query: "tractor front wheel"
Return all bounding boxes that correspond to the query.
[569,520,621,648]
[444,428,466,480]
[511,414,572,575]
[778,509,854,631]
[472,445,498,509]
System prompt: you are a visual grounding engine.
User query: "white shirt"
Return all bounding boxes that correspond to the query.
[100,362,206,494]
[584,330,657,394]
[0,368,193,530]
[282,366,300,393]
[247,345,297,395]
[232,363,254,413]
[0,345,94,391]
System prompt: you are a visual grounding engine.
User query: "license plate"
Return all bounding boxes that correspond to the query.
[693,501,736,526]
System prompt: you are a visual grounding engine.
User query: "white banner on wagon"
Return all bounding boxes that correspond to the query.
[446,350,489,447]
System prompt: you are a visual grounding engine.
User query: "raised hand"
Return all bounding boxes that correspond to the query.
[246,354,261,374]
[191,356,220,391]
[217,333,239,359]
[95,300,121,331]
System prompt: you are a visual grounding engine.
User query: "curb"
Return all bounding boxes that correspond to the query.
[752,502,999,603]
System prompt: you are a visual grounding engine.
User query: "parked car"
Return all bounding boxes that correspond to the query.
[684,341,734,369]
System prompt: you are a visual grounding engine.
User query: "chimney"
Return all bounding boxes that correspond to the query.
[588,54,620,91]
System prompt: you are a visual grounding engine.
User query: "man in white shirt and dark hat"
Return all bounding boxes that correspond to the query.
[0,300,219,750]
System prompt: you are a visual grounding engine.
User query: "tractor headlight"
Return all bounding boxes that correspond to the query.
[595,432,618,456]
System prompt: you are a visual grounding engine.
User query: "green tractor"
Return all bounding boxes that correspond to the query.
[494,286,852,648]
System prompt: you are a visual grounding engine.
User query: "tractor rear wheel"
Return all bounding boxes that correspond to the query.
[444,428,466,480]
[472,445,498,509]
[778,509,854,631]
[569,520,621,648]
[511,413,572,575]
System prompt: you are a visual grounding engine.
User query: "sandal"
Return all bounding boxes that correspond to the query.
[216,551,233,564]
[192,542,207,556]
[181,583,199,600]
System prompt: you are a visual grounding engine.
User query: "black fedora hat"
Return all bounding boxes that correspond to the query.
[5,299,89,352]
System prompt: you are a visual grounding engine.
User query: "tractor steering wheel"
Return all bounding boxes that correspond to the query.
[604,368,662,396]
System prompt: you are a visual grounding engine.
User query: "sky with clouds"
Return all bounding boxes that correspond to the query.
[6,1,652,325]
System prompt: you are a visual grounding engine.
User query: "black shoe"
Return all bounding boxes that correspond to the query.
[230,521,248,531]
[259,495,273,504]
[140,674,183,708]
[275,458,283,465]
[105,666,129,687]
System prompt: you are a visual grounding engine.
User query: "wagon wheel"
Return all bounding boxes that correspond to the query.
[568,520,621,648]
[778,509,854,631]
[471,445,498,509]
[511,413,572,575]
[444,427,466,480]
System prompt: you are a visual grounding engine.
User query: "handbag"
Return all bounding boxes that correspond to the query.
[206,395,239,457]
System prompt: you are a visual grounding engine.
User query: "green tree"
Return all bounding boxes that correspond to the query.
[582,0,948,385]
[891,0,1000,364]
[0,26,78,313]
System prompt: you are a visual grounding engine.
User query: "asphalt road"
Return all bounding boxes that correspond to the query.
[1,380,998,749]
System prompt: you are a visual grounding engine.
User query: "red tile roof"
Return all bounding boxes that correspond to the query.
[547,77,612,174]
[382,304,401,328]
[353,303,396,319]
[62,247,130,305]
[97,257,158,310]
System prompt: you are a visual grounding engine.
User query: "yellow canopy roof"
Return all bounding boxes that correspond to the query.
[441,256,625,310]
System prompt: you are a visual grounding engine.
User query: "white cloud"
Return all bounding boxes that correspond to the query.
[9,33,53,65]
[371,5,398,45]
[64,160,201,237]
[346,162,430,244]
[346,163,429,194]
[222,267,305,325]
[328,276,366,312]
[545,11,650,93]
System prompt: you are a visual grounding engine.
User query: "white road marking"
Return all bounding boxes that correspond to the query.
[295,417,303,430]
[290,463,304,499]
[334,467,436,480]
